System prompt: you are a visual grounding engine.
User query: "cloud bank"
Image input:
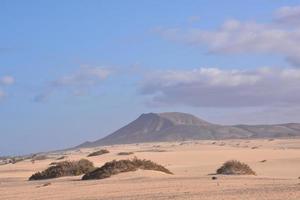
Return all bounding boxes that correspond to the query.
[35,66,112,102]
[157,6,300,67]
[140,67,300,107]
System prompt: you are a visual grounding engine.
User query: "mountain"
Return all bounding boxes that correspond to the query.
[76,112,300,148]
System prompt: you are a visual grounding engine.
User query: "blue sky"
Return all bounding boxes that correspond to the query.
[1,0,300,155]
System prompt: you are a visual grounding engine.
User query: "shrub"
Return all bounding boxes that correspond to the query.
[87,149,109,157]
[10,157,24,164]
[117,152,134,156]
[29,159,95,180]
[31,155,48,161]
[56,156,67,160]
[82,157,173,180]
[216,160,256,175]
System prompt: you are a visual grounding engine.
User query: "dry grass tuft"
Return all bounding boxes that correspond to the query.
[29,159,95,180]
[82,157,173,180]
[31,155,49,161]
[56,156,67,160]
[137,149,167,153]
[87,149,109,157]
[117,152,134,156]
[216,160,256,175]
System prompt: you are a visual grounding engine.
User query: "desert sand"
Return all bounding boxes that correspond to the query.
[0,139,300,200]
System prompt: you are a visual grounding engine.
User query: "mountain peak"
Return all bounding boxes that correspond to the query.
[75,111,300,148]
[157,112,211,126]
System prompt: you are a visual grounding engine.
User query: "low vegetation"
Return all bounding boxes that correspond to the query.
[29,159,95,180]
[31,155,49,161]
[8,158,21,164]
[56,156,67,160]
[87,149,109,157]
[216,160,256,175]
[7,157,25,164]
[137,149,167,153]
[1,154,38,165]
[36,182,51,188]
[117,152,134,156]
[82,157,173,180]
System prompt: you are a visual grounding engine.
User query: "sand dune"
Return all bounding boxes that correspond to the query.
[0,139,299,200]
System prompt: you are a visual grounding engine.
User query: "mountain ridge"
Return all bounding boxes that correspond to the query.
[76,112,300,148]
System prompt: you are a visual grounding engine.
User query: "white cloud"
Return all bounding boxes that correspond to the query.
[274,6,300,26]
[0,75,14,101]
[0,76,15,86]
[35,66,112,102]
[140,67,300,107]
[156,6,300,67]
[52,66,111,87]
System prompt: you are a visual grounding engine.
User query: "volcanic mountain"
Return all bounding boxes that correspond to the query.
[76,112,300,148]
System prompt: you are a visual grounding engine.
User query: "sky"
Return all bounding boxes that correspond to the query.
[1,0,300,155]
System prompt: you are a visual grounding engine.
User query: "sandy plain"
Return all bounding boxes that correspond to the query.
[0,139,300,200]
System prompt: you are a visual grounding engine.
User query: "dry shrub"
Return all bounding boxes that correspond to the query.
[36,182,52,188]
[137,149,167,153]
[216,160,256,175]
[82,157,173,180]
[56,156,67,160]
[87,149,109,157]
[10,157,25,164]
[117,152,134,156]
[49,162,60,166]
[29,159,95,180]
[32,155,48,161]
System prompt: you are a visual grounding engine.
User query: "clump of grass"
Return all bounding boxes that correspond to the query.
[56,156,67,160]
[0,158,11,165]
[31,155,49,161]
[137,149,167,153]
[82,157,173,180]
[117,152,134,156]
[36,182,52,188]
[10,157,25,164]
[29,159,95,180]
[216,160,256,175]
[87,149,109,157]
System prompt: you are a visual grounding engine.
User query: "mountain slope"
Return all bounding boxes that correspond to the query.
[76,112,300,148]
